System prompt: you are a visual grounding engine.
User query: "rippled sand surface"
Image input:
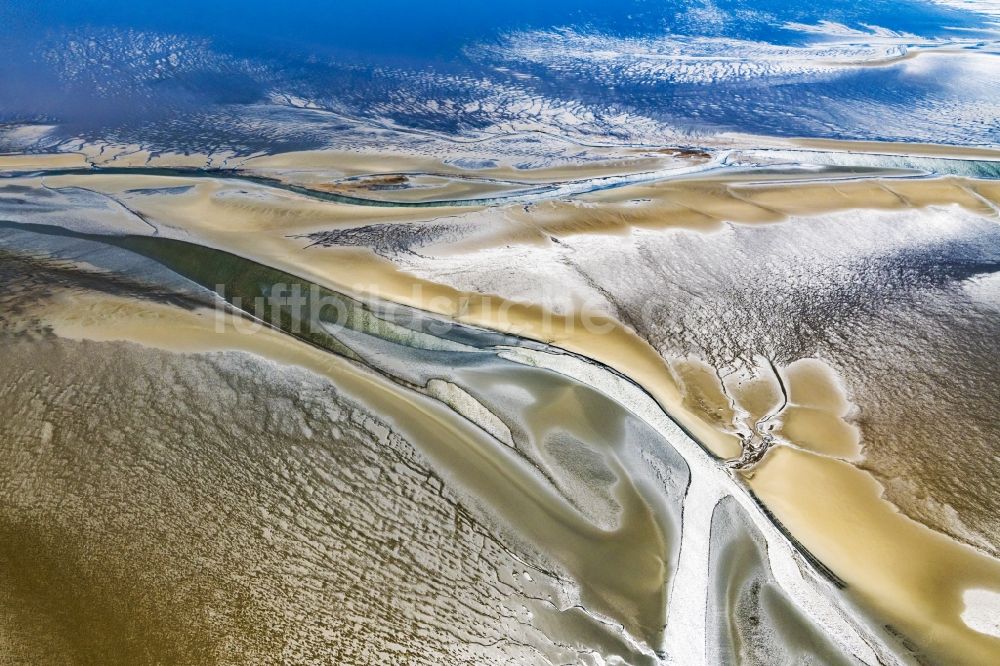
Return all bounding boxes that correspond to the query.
[1,140,999,665]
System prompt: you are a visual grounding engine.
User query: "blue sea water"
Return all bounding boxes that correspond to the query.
[1,0,998,152]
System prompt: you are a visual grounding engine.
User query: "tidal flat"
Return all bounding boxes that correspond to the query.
[6,0,1000,660]
[1,136,998,664]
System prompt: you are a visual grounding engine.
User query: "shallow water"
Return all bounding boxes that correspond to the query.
[3,1,1000,158]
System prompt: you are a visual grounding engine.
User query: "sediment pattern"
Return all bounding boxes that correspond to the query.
[1,143,999,664]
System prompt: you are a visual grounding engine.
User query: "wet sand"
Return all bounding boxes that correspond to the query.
[707,134,1000,160]
[664,354,1000,663]
[31,284,677,654]
[0,152,91,170]
[774,359,862,461]
[745,446,1000,664]
[787,137,1000,160]
[0,333,574,664]
[3,148,1000,663]
[5,162,998,465]
[240,146,697,185]
[2,234,896,664]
